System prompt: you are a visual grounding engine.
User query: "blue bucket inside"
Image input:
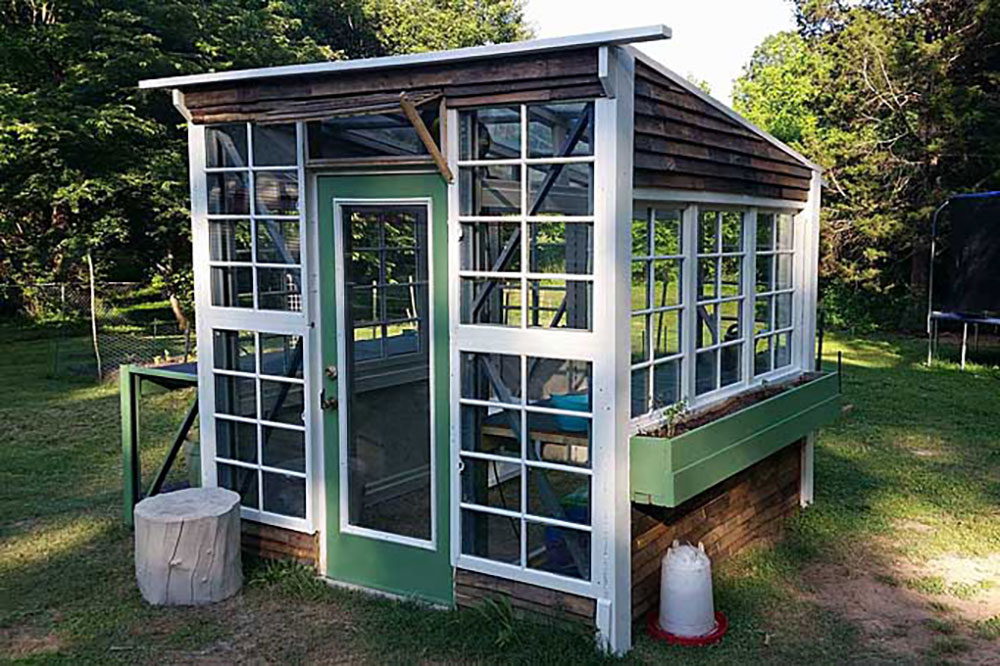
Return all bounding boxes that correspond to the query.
[549,393,589,432]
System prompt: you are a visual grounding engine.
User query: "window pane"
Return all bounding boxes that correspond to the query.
[385,320,420,357]
[461,509,520,565]
[632,261,649,312]
[756,254,774,293]
[262,471,305,518]
[460,222,520,272]
[631,367,650,417]
[206,123,247,168]
[755,336,773,376]
[218,463,258,509]
[459,165,520,216]
[384,249,419,284]
[210,266,253,308]
[653,208,682,255]
[697,303,718,348]
[307,109,437,160]
[698,258,718,300]
[776,292,793,329]
[631,315,648,364]
[384,284,422,321]
[258,333,304,378]
[775,332,792,368]
[526,279,591,330]
[527,468,589,525]
[216,419,257,463]
[653,259,682,307]
[256,219,301,264]
[776,214,794,250]
[257,267,302,312]
[653,359,681,409]
[215,374,256,418]
[721,211,744,252]
[720,299,743,341]
[757,213,775,250]
[252,123,297,167]
[260,379,304,426]
[527,522,590,580]
[461,404,521,458]
[353,325,382,362]
[461,456,521,512]
[528,163,593,216]
[755,296,773,335]
[527,101,593,158]
[527,357,592,411]
[461,352,521,403]
[528,222,593,274]
[213,329,255,373]
[721,256,743,297]
[254,171,299,216]
[261,426,305,473]
[459,106,521,160]
[720,343,743,388]
[207,172,250,215]
[699,211,718,253]
[527,411,591,468]
[653,310,681,358]
[632,209,650,256]
[460,277,521,326]
[209,219,252,262]
[776,254,793,290]
[695,350,718,395]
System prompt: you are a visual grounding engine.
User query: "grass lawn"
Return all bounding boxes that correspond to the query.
[1,324,998,664]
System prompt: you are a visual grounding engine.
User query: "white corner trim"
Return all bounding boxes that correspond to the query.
[800,433,815,507]
[598,46,615,99]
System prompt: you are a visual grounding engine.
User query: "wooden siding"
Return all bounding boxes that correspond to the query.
[181,48,602,124]
[241,520,319,567]
[455,569,596,628]
[633,61,812,202]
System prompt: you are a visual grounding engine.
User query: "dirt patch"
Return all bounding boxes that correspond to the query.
[0,626,64,658]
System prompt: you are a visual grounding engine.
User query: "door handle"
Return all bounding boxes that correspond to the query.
[320,389,339,411]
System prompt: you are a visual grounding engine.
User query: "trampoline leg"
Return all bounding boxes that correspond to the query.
[974,323,980,352]
[927,321,933,366]
[961,322,968,370]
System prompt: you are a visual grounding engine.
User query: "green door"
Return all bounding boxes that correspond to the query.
[317,174,451,605]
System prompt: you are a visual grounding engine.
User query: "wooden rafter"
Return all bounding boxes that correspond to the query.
[399,92,454,183]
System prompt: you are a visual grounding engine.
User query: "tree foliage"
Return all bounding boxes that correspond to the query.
[0,0,530,318]
[734,0,1000,329]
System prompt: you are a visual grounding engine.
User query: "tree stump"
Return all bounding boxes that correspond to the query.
[134,487,243,605]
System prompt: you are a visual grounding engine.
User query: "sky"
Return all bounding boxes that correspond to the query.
[522,0,798,104]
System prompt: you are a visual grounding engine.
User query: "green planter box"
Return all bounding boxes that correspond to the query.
[631,372,841,507]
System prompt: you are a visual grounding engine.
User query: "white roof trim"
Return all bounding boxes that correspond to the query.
[139,25,671,90]
[627,47,823,174]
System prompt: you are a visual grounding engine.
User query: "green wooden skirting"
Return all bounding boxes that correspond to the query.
[631,372,841,507]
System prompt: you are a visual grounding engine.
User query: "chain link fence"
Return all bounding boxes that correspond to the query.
[0,281,195,379]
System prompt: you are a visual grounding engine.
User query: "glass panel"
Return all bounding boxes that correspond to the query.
[631,367,649,418]
[213,329,255,373]
[653,310,681,358]
[210,266,253,308]
[528,222,593,274]
[384,249,418,284]
[214,374,256,418]
[776,254,793,290]
[460,222,521,272]
[461,352,521,403]
[461,509,520,565]
[632,209,650,256]
[756,254,774,293]
[697,303,718,349]
[307,109,437,160]
[256,219,301,264]
[527,411,591,468]
[461,404,521,458]
[695,350,718,395]
[632,261,649,312]
[699,211,718,253]
[721,256,743,297]
[216,419,257,463]
[527,522,590,580]
[254,171,298,216]
[258,333,304,378]
[527,468,589,525]
[209,219,252,262]
[755,336,773,376]
[352,285,378,324]
[526,279,591,330]
[720,299,743,341]
[776,292,793,329]
[459,106,521,160]
[697,258,718,300]
[461,456,521,512]
[459,165,520,216]
[775,331,792,368]
[384,212,417,248]
[721,211,744,252]
[527,357,592,411]
[218,463,258,509]
[653,359,681,409]
[207,172,250,215]
[776,214,794,250]
[382,284,418,321]
[755,296,773,335]
[261,426,305,473]
[653,259,682,307]
[353,325,382,362]
[653,208,683,255]
[385,320,420,357]
[757,213,775,250]
[262,472,305,518]
[528,101,593,158]
[252,123,297,167]
[720,343,743,388]
[206,123,247,168]
[631,315,648,365]
[528,163,593,216]
[257,267,302,312]
[260,379,304,426]
[460,277,521,327]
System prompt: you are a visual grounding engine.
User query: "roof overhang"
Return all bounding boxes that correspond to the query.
[139,25,671,91]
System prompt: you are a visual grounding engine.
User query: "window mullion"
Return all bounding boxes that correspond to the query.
[743,209,757,385]
[680,205,698,401]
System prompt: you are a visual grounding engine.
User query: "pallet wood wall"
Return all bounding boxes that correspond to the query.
[455,568,596,629]
[241,520,319,567]
[631,441,803,621]
[633,61,813,202]
[180,48,602,124]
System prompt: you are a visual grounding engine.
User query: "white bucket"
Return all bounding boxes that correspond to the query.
[658,540,716,637]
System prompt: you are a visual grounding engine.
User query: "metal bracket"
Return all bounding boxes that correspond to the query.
[320,389,339,411]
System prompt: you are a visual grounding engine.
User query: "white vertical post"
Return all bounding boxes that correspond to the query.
[798,171,823,371]
[592,45,635,656]
[800,433,815,507]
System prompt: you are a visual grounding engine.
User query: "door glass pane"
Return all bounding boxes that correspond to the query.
[527,411,591,469]
[460,222,521,272]
[526,522,590,580]
[207,172,250,214]
[343,204,432,540]
[528,222,593,274]
[209,219,252,262]
[461,509,520,565]
[262,472,305,518]
[461,457,521,512]
[526,468,590,525]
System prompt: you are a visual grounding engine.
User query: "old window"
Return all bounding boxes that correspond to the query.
[306,106,440,161]
[754,213,796,376]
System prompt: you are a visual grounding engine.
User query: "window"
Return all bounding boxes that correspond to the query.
[754,213,795,376]
[459,352,593,581]
[213,329,307,521]
[206,123,302,312]
[307,106,440,161]
[457,102,595,331]
[630,208,684,417]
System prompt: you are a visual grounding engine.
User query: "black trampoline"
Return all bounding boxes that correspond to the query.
[926,191,1000,368]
